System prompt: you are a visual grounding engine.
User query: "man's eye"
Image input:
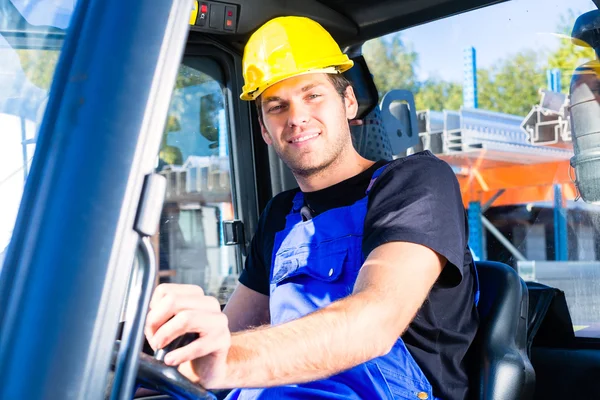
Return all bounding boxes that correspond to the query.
[308,94,321,99]
[268,105,283,112]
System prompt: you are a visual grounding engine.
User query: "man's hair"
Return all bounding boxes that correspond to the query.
[255,73,352,124]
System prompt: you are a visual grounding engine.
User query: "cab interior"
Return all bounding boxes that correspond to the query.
[1,0,600,399]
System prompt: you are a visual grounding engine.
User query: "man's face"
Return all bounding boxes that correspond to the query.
[259,73,358,177]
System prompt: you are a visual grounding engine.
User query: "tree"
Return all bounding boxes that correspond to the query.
[362,34,419,97]
[164,63,220,139]
[476,50,546,116]
[546,8,596,93]
[160,63,225,166]
[14,49,59,90]
[362,9,595,116]
[412,50,546,116]
[414,78,463,111]
[363,34,465,111]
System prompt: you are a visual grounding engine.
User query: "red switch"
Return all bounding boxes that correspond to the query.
[224,6,236,31]
[200,4,207,13]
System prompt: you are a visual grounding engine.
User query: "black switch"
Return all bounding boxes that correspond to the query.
[224,5,237,31]
[209,3,225,30]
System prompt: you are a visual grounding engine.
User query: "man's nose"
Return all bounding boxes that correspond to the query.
[287,101,310,127]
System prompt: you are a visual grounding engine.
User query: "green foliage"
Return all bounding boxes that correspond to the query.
[363,34,419,96]
[159,63,227,167]
[14,49,59,89]
[363,35,546,115]
[477,50,546,116]
[547,8,596,93]
[414,79,463,111]
[363,35,463,112]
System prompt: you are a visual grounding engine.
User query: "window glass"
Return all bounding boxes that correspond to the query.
[363,0,600,336]
[0,0,71,269]
[157,57,239,304]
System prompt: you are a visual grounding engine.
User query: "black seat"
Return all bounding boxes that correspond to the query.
[471,261,536,400]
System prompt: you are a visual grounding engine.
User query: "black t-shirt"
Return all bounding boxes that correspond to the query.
[239,151,479,400]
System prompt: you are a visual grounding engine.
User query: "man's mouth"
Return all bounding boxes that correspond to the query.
[288,132,320,144]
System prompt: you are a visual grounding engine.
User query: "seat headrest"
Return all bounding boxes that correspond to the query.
[350,106,393,161]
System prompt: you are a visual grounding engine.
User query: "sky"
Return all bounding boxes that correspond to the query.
[9,0,74,28]
[395,0,597,81]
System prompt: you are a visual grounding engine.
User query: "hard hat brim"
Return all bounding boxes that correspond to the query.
[240,60,354,101]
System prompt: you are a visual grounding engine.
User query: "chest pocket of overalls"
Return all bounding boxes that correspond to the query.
[271,237,363,316]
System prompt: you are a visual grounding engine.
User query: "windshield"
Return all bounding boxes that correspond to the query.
[363,0,600,336]
[0,0,72,267]
[0,1,241,301]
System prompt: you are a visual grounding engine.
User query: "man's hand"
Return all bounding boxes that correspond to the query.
[144,284,231,389]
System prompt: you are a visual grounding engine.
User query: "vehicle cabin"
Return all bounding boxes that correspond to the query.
[1,0,600,399]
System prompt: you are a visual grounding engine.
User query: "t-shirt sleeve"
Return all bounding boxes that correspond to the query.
[362,153,468,287]
[238,200,273,296]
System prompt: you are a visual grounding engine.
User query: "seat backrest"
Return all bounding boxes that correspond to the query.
[472,261,536,400]
[350,106,394,161]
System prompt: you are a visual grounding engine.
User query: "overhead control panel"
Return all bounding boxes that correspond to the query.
[189,1,238,33]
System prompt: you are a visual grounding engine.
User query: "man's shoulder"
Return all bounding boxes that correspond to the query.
[370,151,457,193]
[381,150,452,174]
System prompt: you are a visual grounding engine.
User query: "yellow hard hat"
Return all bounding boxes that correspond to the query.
[240,16,354,101]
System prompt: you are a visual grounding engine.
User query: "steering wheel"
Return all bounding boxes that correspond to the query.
[135,353,215,399]
[111,330,217,400]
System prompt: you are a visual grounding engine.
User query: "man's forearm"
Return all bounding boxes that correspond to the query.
[215,290,394,389]
[176,243,442,390]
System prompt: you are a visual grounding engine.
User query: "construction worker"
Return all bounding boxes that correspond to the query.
[144,16,479,400]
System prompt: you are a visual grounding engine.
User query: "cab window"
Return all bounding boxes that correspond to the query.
[157,57,240,304]
[363,0,600,337]
[0,7,62,267]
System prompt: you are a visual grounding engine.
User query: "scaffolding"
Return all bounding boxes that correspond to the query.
[412,88,577,265]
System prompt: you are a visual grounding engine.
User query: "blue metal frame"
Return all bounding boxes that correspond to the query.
[0,0,192,398]
[468,201,485,260]
[463,46,478,109]
[546,68,562,93]
[554,184,568,261]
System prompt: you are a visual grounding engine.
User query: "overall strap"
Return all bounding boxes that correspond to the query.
[291,190,304,213]
[365,163,391,195]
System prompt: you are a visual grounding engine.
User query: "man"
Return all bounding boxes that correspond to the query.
[144,16,479,400]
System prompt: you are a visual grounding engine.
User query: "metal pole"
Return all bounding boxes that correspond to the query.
[20,117,28,182]
[463,47,478,109]
[481,189,505,213]
[468,201,484,260]
[554,184,568,260]
[553,68,562,93]
[481,215,528,262]
[111,237,157,400]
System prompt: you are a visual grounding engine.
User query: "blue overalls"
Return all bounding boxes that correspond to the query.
[227,165,479,400]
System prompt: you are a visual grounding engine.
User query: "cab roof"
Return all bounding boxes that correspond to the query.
[4,0,509,50]
[211,0,509,48]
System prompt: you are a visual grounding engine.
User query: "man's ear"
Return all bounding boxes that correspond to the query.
[256,98,273,145]
[259,117,273,145]
[344,85,359,121]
